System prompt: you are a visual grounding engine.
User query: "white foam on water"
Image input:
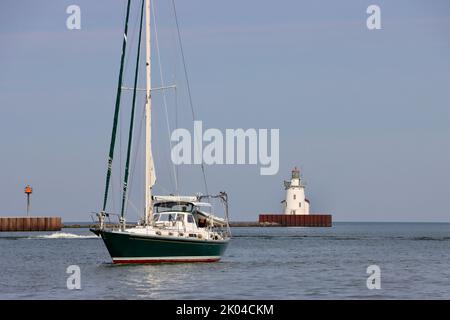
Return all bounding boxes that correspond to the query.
[29,232,99,239]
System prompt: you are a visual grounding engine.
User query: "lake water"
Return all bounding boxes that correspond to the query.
[1,223,450,299]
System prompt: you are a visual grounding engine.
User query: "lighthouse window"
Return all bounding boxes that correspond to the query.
[293,194,296,200]
[299,202,301,207]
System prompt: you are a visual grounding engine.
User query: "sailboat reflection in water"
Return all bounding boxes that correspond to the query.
[91,0,231,264]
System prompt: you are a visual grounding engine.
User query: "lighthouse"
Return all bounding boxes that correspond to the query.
[259,166,332,226]
[282,167,310,215]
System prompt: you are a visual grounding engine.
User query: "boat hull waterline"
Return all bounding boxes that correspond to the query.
[97,229,229,264]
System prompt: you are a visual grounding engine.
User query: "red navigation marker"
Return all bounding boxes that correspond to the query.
[25,185,32,195]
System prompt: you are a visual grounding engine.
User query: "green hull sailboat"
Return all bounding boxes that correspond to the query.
[99,225,229,264]
[91,0,231,264]
[94,195,231,264]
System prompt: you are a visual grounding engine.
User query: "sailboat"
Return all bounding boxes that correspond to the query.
[91,0,231,264]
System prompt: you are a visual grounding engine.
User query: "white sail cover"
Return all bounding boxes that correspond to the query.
[149,148,156,187]
[196,210,227,227]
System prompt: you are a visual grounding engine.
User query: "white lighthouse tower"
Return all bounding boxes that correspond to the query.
[282,167,310,215]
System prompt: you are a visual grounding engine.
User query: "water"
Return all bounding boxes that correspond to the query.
[1,223,450,299]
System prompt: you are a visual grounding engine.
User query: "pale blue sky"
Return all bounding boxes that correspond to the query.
[1,0,450,222]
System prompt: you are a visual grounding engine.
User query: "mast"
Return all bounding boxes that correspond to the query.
[145,0,156,225]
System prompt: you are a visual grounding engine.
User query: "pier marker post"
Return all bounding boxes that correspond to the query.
[24,185,33,216]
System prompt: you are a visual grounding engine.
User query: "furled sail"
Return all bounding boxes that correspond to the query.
[120,0,145,218]
[101,0,132,213]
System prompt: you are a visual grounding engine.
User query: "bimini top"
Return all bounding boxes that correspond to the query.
[153,196,214,209]
[153,195,198,203]
[191,202,212,208]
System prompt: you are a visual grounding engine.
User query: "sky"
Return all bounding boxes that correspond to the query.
[1,0,450,222]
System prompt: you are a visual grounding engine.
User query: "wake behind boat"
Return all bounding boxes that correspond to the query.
[91,0,231,264]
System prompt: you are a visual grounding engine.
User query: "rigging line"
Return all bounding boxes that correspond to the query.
[119,85,122,199]
[121,0,145,219]
[120,2,140,189]
[119,2,141,184]
[175,87,179,194]
[102,0,132,212]
[123,1,141,77]
[126,197,140,220]
[127,102,146,218]
[170,0,209,196]
[151,0,179,194]
[119,1,134,192]
[111,173,117,215]
[171,16,180,195]
[156,183,174,196]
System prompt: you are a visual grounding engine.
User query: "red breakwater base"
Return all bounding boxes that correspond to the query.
[259,214,332,227]
[0,217,62,232]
